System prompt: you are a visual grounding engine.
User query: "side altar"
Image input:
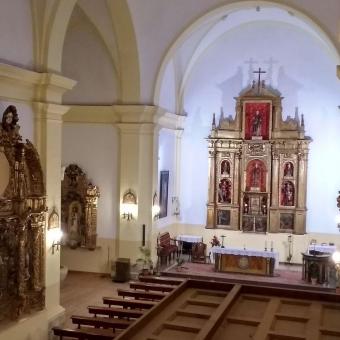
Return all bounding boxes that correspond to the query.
[206,69,311,234]
[211,247,278,276]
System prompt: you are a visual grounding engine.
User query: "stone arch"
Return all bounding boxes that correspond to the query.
[34,0,140,102]
[153,0,340,108]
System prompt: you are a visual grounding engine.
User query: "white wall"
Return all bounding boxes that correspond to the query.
[62,5,118,104]
[179,21,340,233]
[62,123,119,239]
[0,0,34,69]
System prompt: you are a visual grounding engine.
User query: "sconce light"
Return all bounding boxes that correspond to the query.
[152,192,160,220]
[51,229,63,255]
[121,189,137,221]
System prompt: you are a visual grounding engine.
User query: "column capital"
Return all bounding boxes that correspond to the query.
[33,102,71,121]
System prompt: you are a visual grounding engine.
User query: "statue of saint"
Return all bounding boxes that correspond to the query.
[251,162,261,188]
[221,160,230,176]
[282,182,294,206]
[251,110,262,137]
[218,179,231,203]
[284,162,294,177]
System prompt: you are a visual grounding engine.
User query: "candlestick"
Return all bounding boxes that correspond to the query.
[142,224,146,246]
[270,241,273,251]
[265,240,267,251]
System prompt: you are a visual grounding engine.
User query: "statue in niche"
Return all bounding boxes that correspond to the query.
[284,162,294,177]
[251,162,261,188]
[218,179,231,203]
[61,164,100,250]
[281,181,294,206]
[251,110,262,137]
[221,160,230,176]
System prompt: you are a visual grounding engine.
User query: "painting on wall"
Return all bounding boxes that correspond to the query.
[159,170,169,218]
[280,213,294,231]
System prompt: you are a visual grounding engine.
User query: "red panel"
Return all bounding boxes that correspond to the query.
[246,160,266,192]
[244,102,271,140]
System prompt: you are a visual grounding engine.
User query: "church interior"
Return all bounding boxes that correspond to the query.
[1,1,340,339]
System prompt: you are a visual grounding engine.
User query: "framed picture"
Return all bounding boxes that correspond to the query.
[159,171,169,218]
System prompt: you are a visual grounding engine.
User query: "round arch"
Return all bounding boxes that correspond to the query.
[39,0,140,102]
[153,0,340,107]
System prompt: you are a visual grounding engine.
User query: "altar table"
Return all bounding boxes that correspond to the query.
[211,247,278,276]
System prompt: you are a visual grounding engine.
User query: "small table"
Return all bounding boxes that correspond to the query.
[177,235,203,259]
[301,252,331,284]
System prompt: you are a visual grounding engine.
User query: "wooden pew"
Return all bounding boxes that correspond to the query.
[88,306,144,319]
[130,281,175,292]
[117,288,167,301]
[102,297,156,309]
[138,275,184,286]
[53,326,115,339]
[71,315,132,331]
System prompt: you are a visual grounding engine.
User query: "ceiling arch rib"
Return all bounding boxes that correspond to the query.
[154,1,340,111]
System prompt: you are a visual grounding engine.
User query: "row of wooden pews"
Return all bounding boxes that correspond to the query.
[53,275,184,339]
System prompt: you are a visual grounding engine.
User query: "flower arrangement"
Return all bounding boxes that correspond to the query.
[210,235,221,247]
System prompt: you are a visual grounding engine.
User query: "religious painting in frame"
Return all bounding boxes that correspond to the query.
[280,213,294,231]
[243,101,271,140]
[159,170,169,218]
[217,209,230,226]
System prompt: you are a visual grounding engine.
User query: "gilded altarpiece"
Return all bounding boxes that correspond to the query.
[0,106,46,321]
[61,164,100,250]
[207,82,311,234]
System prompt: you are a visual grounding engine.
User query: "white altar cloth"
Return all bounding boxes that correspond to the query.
[210,246,279,268]
[308,244,336,254]
[177,235,203,243]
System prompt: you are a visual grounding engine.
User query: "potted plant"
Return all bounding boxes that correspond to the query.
[210,235,221,248]
[136,246,153,276]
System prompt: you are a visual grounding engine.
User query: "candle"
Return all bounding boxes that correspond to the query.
[265,241,267,249]
[270,241,273,250]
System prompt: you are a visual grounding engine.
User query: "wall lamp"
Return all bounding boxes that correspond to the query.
[51,229,63,255]
[121,189,137,221]
[152,192,160,220]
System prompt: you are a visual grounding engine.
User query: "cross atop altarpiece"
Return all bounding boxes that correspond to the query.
[253,67,266,93]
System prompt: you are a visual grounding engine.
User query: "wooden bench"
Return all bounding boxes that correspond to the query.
[157,232,178,265]
[53,326,115,339]
[138,275,184,286]
[102,297,156,309]
[117,288,167,301]
[71,315,132,331]
[88,306,144,319]
[130,281,175,293]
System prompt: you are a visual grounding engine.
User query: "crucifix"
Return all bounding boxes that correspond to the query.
[253,67,266,94]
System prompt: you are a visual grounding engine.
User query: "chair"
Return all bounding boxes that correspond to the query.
[191,242,207,263]
[157,232,178,265]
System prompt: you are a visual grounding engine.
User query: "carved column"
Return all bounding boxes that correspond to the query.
[233,150,241,204]
[271,151,280,206]
[297,152,308,208]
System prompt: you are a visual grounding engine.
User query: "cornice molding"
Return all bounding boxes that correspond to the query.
[0,63,76,103]
[64,104,186,130]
